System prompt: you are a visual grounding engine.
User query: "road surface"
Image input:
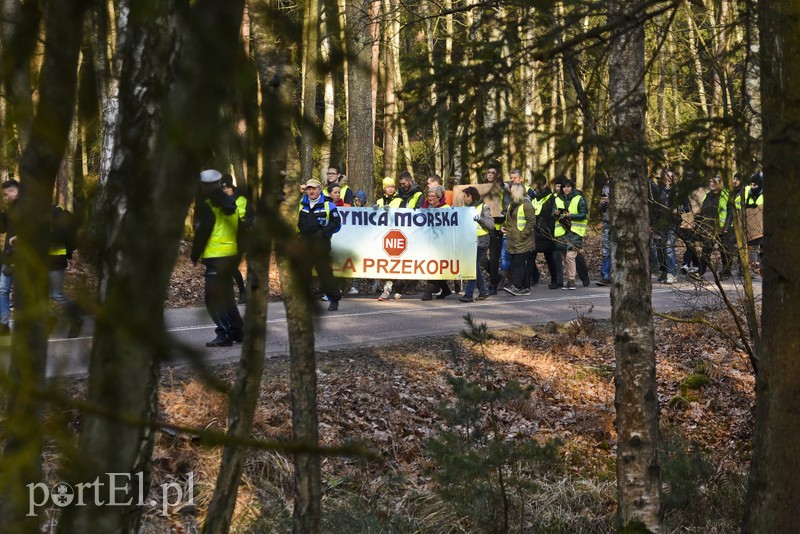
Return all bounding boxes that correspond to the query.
[0,278,760,378]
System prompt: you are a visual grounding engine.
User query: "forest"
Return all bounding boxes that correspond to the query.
[0,0,798,532]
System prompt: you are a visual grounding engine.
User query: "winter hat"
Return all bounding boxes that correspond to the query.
[220,174,235,188]
[749,173,763,188]
[354,190,367,205]
[200,169,222,183]
[382,177,396,188]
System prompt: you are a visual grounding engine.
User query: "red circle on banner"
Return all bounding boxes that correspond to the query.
[383,230,407,257]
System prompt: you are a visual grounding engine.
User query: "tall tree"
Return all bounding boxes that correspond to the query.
[202,3,292,530]
[59,1,245,531]
[299,0,320,184]
[607,0,662,532]
[345,0,374,195]
[745,1,800,531]
[0,0,88,531]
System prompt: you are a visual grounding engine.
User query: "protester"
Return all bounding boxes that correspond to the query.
[323,164,354,206]
[531,174,563,289]
[503,183,536,296]
[0,179,19,336]
[554,178,588,290]
[459,186,494,302]
[421,186,453,300]
[484,162,508,295]
[689,175,732,282]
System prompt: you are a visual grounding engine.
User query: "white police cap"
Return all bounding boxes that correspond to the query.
[200,169,222,183]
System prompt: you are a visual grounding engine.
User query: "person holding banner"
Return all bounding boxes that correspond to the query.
[459,186,494,303]
[422,186,453,301]
[376,177,402,208]
[297,179,343,311]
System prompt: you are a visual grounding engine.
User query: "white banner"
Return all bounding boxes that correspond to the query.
[330,207,477,280]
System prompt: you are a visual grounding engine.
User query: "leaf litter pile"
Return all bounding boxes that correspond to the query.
[146,310,754,532]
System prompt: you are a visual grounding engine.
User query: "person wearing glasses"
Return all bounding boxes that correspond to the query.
[323,165,354,206]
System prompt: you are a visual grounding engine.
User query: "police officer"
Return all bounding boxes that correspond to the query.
[298,178,343,311]
[191,169,244,347]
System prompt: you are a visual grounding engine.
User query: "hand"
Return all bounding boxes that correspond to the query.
[473,214,481,222]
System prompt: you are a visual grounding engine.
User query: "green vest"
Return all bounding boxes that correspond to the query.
[235,195,248,219]
[704,190,730,228]
[377,195,403,208]
[554,195,587,237]
[405,191,423,208]
[512,204,527,231]
[202,199,239,259]
[744,186,764,207]
[474,202,489,237]
[532,193,552,216]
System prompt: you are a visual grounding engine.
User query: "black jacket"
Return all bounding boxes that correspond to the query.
[49,206,78,270]
[0,199,17,265]
[297,194,341,239]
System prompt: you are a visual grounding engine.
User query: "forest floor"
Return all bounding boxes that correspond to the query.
[54,234,754,532]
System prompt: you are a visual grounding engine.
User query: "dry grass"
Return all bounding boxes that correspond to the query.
[129,310,754,532]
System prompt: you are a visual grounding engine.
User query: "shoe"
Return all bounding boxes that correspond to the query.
[518,288,530,295]
[657,272,667,282]
[206,336,233,347]
[504,285,523,296]
[581,279,591,287]
[67,316,84,339]
[0,323,9,336]
[680,265,688,275]
[688,265,699,274]
[321,295,329,301]
[436,288,452,300]
[596,279,611,287]
[393,293,402,300]
[348,287,359,295]
[665,274,677,284]
[378,287,391,301]
[459,295,474,303]
[231,332,244,343]
[328,300,339,311]
[421,293,433,301]
[548,283,561,290]
[476,293,489,300]
[488,287,498,296]
[567,280,577,290]
[688,272,703,282]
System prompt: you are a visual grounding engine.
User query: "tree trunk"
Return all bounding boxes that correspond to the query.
[0,1,88,531]
[345,0,374,194]
[89,0,119,186]
[745,2,800,531]
[202,8,291,530]
[685,6,709,119]
[0,0,37,151]
[319,3,335,174]
[59,2,245,532]
[300,0,319,184]
[607,1,662,532]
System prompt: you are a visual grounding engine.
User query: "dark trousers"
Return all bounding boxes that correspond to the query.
[299,237,342,302]
[510,252,531,289]
[487,229,503,289]
[531,240,564,285]
[204,256,244,340]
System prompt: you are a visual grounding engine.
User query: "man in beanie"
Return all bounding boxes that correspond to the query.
[191,169,244,347]
[297,178,343,311]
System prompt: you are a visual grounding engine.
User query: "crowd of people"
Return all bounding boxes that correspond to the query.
[0,179,85,338]
[176,163,768,348]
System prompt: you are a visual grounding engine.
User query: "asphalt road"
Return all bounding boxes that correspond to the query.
[21,276,760,378]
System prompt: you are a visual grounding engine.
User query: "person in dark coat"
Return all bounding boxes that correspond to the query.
[297,178,343,311]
